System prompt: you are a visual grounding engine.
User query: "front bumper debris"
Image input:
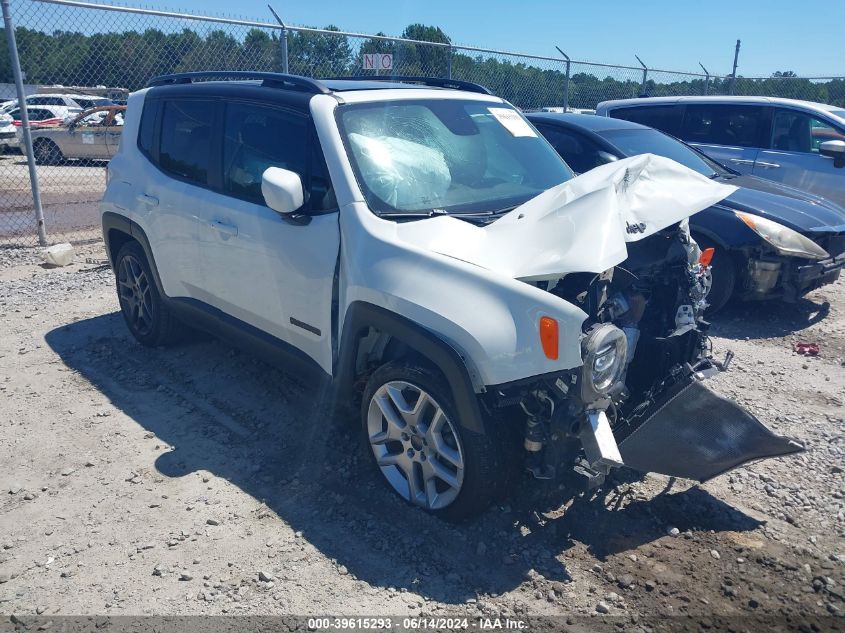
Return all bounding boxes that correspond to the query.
[580,409,624,470]
[615,378,803,481]
[789,252,845,299]
[744,251,845,301]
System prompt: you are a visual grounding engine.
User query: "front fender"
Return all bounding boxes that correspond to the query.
[690,204,766,250]
[339,203,589,388]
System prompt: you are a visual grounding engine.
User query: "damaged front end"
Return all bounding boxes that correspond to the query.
[396,153,804,487]
[487,221,803,486]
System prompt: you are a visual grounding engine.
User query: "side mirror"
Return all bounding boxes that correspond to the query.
[596,150,619,165]
[819,140,845,160]
[261,167,304,215]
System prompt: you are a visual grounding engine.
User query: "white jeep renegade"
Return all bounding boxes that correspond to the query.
[101,72,801,521]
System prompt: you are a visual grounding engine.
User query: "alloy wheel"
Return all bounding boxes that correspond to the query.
[35,142,52,164]
[366,380,465,510]
[118,254,154,336]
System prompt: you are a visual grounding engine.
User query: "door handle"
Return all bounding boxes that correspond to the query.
[756,161,781,169]
[728,158,755,166]
[135,193,159,207]
[210,220,238,237]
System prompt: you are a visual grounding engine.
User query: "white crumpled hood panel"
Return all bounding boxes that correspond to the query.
[394,154,738,280]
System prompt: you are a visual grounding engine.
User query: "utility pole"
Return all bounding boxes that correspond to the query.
[729,39,741,95]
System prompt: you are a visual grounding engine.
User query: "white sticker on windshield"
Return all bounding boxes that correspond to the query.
[488,107,537,137]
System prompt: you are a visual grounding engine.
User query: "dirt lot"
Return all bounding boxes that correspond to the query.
[0,241,844,630]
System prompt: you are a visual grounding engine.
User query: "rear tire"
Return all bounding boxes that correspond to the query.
[115,241,185,347]
[696,236,736,314]
[362,361,515,522]
[33,139,63,165]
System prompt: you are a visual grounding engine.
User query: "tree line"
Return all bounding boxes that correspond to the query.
[1,24,843,108]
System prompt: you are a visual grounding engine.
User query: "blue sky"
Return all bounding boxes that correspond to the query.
[177,0,842,78]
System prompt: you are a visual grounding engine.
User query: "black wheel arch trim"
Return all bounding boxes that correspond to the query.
[335,301,486,434]
[103,211,167,298]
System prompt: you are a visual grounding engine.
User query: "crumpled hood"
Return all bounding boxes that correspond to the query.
[395,154,738,280]
[717,174,845,233]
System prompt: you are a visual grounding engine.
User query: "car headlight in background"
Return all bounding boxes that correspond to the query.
[580,323,627,402]
[735,211,830,260]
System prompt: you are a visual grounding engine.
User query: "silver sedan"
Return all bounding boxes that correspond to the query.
[24,105,126,164]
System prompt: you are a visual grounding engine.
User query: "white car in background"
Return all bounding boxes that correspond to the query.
[0,93,111,116]
[0,112,16,151]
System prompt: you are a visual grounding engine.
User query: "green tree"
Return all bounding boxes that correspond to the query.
[2,24,843,108]
[287,26,352,77]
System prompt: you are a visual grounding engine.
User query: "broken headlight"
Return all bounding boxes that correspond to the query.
[735,211,829,260]
[581,324,627,401]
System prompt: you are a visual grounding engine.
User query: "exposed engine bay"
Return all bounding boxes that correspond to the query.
[485,223,803,486]
[549,220,711,401]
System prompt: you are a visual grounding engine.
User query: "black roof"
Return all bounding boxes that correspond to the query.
[147,72,492,96]
[526,111,647,132]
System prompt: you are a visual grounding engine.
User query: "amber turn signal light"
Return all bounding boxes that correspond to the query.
[539,316,559,360]
[699,247,715,267]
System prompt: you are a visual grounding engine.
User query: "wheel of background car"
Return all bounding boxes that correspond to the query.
[115,241,185,347]
[33,139,63,165]
[362,361,514,521]
[695,235,736,314]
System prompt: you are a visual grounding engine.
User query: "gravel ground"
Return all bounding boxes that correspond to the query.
[0,241,843,629]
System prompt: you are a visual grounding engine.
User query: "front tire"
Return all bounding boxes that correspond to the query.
[115,241,184,347]
[362,361,512,521]
[33,139,63,165]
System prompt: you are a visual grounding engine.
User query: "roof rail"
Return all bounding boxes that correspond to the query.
[326,75,493,95]
[147,71,331,94]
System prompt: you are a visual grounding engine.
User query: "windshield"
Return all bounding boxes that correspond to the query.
[337,99,573,216]
[600,128,722,178]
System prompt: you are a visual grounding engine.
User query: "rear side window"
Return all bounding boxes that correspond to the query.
[22,108,51,121]
[28,96,64,106]
[75,98,108,109]
[681,104,769,148]
[158,99,214,184]
[222,102,307,204]
[610,105,683,136]
[137,99,160,157]
[534,124,608,174]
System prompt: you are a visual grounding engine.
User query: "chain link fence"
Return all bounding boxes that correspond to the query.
[1,0,843,247]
